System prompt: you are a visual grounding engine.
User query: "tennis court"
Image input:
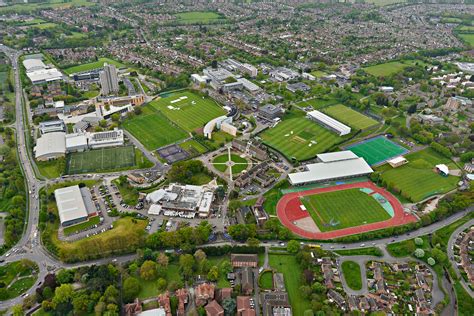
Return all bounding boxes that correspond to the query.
[67,146,136,174]
[347,136,408,165]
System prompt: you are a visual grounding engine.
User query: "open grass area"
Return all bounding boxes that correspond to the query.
[322,104,379,130]
[260,114,343,161]
[62,57,124,75]
[207,256,232,288]
[0,0,95,13]
[173,11,225,24]
[37,159,64,178]
[137,264,181,299]
[455,281,474,316]
[0,260,38,300]
[179,139,208,156]
[363,61,407,77]
[150,91,226,132]
[296,98,338,110]
[376,148,459,202]
[212,153,248,174]
[348,136,408,165]
[269,254,311,316]
[123,105,188,150]
[301,188,391,232]
[63,216,100,236]
[259,270,273,289]
[66,146,136,174]
[113,178,139,206]
[341,261,362,290]
[334,247,383,257]
[458,33,474,47]
[32,22,58,29]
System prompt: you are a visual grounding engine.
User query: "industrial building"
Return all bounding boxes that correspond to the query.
[54,185,92,227]
[23,58,63,84]
[146,183,217,218]
[307,110,351,136]
[288,151,373,185]
[34,132,66,161]
[39,120,66,134]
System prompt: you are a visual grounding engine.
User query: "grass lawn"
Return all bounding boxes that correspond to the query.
[259,270,273,289]
[301,188,391,232]
[322,104,379,130]
[455,281,474,315]
[150,91,226,132]
[263,180,290,216]
[63,57,124,75]
[179,139,208,156]
[334,247,383,257]
[260,115,343,161]
[123,106,188,150]
[37,159,64,178]
[137,264,181,299]
[66,146,137,174]
[341,261,362,290]
[363,61,407,77]
[174,11,225,24]
[0,260,38,300]
[0,0,94,13]
[63,216,100,236]
[207,256,232,288]
[113,178,139,205]
[212,153,248,174]
[376,148,459,202]
[348,136,408,165]
[296,98,338,110]
[32,22,58,29]
[269,254,311,316]
[458,33,474,47]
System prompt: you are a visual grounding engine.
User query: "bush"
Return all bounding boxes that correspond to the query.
[427,257,436,266]
[414,237,424,246]
[414,248,425,258]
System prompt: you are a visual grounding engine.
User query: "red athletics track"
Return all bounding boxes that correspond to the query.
[276,181,417,240]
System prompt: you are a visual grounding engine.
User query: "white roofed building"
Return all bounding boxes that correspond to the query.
[307,110,351,136]
[65,133,88,152]
[34,132,66,161]
[54,185,89,227]
[88,129,124,149]
[288,151,373,185]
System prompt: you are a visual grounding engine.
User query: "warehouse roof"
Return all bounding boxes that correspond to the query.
[289,157,373,185]
[23,59,46,72]
[34,132,66,159]
[54,185,88,225]
[26,68,63,84]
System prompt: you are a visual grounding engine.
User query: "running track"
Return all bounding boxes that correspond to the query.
[276,181,418,239]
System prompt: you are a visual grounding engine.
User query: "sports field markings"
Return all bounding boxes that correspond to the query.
[347,136,408,165]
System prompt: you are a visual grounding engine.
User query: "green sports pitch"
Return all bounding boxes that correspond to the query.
[67,146,135,174]
[260,115,343,161]
[322,104,379,130]
[348,136,408,165]
[150,91,226,132]
[122,105,188,150]
[300,188,391,232]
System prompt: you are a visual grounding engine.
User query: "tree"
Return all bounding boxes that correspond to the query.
[431,248,448,265]
[110,113,120,122]
[207,266,219,282]
[414,248,425,258]
[156,253,169,268]
[103,285,119,305]
[427,257,436,266]
[221,297,236,316]
[72,293,92,314]
[220,260,233,275]
[286,240,300,253]
[179,254,195,279]
[56,269,74,284]
[123,277,141,303]
[194,249,207,263]
[52,283,74,307]
[140,260,158,281]
[12,305,23,316]
[414,238,424,246]
[246,237,260,248]
[157,278,167,291]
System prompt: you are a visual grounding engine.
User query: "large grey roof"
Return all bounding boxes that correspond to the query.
[54,185,88,224]
[317,151,358,163]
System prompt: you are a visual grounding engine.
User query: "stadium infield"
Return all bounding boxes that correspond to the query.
[347,136,408,165]
[67,146,135,174]
[276,181,417,239]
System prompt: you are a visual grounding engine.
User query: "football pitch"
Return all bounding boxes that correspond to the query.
[123,108,188,150]
[376,148,459,202]
[348,136,408,165]
[150,91,226,132]
[322,104,379,130]
[67,146,136,174]
[63,58,124,75]
[260,116,342,161]
[362,61,407,77]
[300,188,391,232]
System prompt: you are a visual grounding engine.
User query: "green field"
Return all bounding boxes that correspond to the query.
[32,22,58,29]
[179,139,208,156]
[0,260,38,300]
[63,57,124,75]
[459,33,474,47]
[174,11,225,24]
[323,104,379,130]
[123,106,188,150]
[341,261,362,290]
[0,0,94,13]
[63,216,100,236]
[364,0,405,5]
[212,153,248,174]
[296,98,338,110]
[260,115,343,161]
[269,254,311,316]
[363,61,407,77]
[348,136,408,165]
[259,270,273,289]
[300,188,391,232]
[376,148,459,202]
[150,91,226,132]
[67,146,136,174]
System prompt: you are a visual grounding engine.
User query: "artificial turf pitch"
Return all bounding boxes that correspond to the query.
[67,146,135,174]
[348,136,407,165]
[300,188,391,232]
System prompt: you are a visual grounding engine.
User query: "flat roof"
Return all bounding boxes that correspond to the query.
[23,59,46,72]
[317,151,358,163]
[26,68,63,83]
[307,110,351,136]
[34,132,66,159]
[54,185,88,224]
[388,156,407,164]
[65,133,88,148]
[289,158,373,185]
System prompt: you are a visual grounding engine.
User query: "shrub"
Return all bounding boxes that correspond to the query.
[427,257,436,266]
[414,237,424,246]
[414,248,425,258]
